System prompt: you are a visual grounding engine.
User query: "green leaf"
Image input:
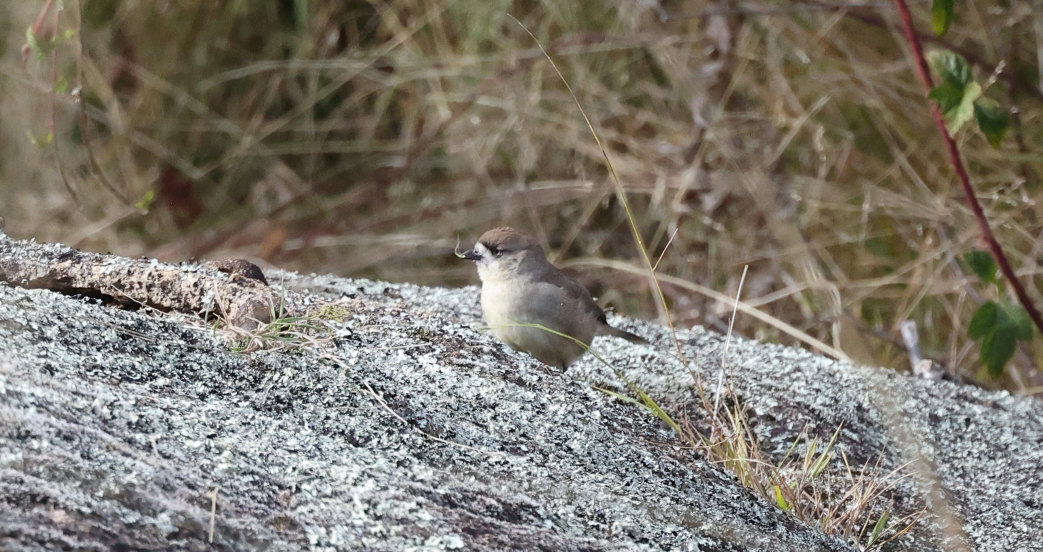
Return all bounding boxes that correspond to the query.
[135,190,156,212]
[25,26,42,58]
[932,0,955,36]
[25,26,59,59]
[998,301,1033,341]
[595,387,644,407]
[950,81,981,132]
[865,509,891,548]
[929,81,980,132]
[1011,308,1033,342]
[980,328,1016,378]
[928,82,963,116]
[773,485,791,511]
[927,50,973,89]
[968,301,998,339]
[973,97,1010,147]
[964,250,997,282]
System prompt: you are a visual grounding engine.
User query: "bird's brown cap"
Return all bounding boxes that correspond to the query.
[477,227,542,253]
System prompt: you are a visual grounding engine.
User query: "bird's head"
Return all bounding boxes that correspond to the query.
[462,227,546,282]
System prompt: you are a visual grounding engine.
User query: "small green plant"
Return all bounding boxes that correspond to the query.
[929,0,1007,146]
[228,305,336,353]
[926,50,1009,147]
[24,25,76,60]
[964,251,1033,377]
[24,17,77,149]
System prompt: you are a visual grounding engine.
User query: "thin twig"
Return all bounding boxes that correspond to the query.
[714,265,748,415]
[51,17,80,205]
[899,320,923,368]
[72,0,134,208]
[891,0,1043,339]
[653,228,679,272]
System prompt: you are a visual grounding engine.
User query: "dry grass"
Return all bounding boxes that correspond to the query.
[585,329,921,548]
[2,1,1042,389]
[678,379,922,550]
[221,302,347,353]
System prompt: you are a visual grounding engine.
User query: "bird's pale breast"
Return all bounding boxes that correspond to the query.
[480,279,594,368]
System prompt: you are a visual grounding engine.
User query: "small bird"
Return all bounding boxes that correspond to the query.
[462,227,648,368]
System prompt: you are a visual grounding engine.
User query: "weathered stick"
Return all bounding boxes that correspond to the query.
[0,229,274,330]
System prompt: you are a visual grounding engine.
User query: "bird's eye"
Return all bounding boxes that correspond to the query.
[488,245,502,256]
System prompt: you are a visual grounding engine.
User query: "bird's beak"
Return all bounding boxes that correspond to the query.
[461,249,482,261]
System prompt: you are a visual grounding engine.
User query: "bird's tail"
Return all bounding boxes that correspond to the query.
[604,325,649,345]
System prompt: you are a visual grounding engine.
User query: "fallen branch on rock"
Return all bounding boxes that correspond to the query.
[0,228,274,330]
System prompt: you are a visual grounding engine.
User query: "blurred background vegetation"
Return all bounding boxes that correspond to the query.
[2,0,1041,391]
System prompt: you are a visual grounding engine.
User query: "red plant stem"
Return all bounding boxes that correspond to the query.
[32,0,56,36]
[892,0,1043,336]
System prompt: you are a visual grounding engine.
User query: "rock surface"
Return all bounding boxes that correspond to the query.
[1,236,1041,551]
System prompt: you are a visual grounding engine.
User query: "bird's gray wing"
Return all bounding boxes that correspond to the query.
[534,263,648,344]
[533,264,609,326]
